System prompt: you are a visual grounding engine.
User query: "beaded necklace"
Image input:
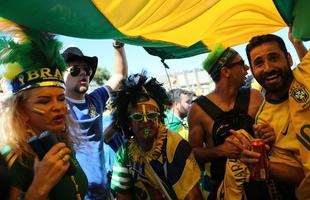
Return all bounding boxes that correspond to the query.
[70,175,82,200]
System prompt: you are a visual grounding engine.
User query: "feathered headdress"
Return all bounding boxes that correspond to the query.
[110,71,171,137]
[0,18,66,94]
[203,44,238,81]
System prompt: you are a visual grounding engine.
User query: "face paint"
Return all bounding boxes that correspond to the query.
[144,128,149,139]
[32,107,45,115]
[142,104,150,138]
[142,104,147,122]
[129,102,160,141]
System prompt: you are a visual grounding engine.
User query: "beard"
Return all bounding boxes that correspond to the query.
[74,85,88,94]
[254,68,292,93]
[178,106,188,119]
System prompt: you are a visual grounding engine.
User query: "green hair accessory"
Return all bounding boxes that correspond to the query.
[203,44,238,80]
[0,18,66,93]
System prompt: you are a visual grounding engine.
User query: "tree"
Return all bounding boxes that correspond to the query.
[93,67,111,86]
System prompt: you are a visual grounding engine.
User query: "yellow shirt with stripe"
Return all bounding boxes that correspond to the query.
[256,50,310,200]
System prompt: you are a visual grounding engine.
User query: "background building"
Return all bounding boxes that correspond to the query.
[157,68,214,96]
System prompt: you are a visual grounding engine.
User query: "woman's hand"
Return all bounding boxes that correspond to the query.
[25,143,71,199]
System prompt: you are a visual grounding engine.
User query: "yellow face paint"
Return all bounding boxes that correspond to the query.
[142,104,147,122]
[32,107,45,115]
[137,98,159,110]
[141,104,149,139]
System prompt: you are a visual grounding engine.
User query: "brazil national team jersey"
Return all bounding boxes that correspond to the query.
[256,51,310,200]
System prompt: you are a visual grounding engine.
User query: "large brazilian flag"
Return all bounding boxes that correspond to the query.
[0,0,309,59]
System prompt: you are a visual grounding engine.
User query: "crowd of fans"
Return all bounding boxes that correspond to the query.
[0,17,309,200]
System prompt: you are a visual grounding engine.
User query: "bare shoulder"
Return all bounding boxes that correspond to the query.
[248,88,264,117]
[190,99,203,110]
[188,100,213,146]
[189,95,213,121]
[249,88,264,104]
[188,98,213,134]
[188,102,207,120]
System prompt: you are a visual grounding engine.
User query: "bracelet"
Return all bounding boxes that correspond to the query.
[113,41,124,49]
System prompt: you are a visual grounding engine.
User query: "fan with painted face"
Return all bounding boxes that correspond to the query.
[110,73,203,200]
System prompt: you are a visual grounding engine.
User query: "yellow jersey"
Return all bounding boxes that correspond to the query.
[256,50,310,200]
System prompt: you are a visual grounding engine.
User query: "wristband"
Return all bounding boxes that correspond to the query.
[113,42,124,49]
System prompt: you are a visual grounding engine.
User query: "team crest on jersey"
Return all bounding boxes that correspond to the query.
[290,86,309,103]
[89,103,98,118]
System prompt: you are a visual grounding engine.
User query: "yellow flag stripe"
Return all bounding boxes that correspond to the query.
[7,153,18,168]
[4,151,14,162]
[92,0,286,48]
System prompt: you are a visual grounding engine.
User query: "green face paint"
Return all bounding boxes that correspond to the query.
[144,128,149,139]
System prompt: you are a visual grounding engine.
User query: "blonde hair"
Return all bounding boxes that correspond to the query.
[0,88,81,168]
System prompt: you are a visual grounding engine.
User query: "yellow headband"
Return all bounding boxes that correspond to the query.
[137,98,159,110]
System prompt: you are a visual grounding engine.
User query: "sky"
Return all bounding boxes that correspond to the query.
[59,27,310,80]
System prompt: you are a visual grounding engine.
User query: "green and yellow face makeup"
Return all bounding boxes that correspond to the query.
[129,98,160,139]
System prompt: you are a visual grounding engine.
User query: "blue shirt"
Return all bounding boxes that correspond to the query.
[66,86,111,198]
[67,86,110,141]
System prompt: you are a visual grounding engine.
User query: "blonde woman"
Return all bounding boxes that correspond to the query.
[0,19,87,200]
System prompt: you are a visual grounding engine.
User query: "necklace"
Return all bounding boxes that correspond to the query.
[70,175,82,200]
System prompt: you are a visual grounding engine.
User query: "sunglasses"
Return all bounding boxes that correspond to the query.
[227,60,245,68]
[68,65,93,77]
[129,111,160,121]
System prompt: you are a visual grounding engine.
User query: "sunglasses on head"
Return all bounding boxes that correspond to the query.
[68,65,93,77]
[129,111,160,122]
